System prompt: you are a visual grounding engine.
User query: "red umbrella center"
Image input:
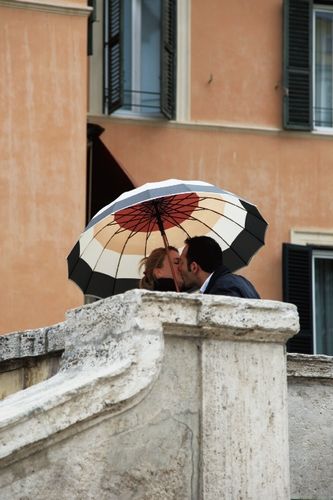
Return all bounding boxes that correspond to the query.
[114,192,200,232]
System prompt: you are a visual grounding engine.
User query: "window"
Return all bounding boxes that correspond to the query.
[313,250,333,354]
[283,0,333,131]
[103,0,176,118]
[314,7,333,128]
[283,243,333,355]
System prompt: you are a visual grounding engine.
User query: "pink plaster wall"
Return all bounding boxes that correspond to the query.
[92,118,333,301]
[0,4,88,334]
[191,0,283,126]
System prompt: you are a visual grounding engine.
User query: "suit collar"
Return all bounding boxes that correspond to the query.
[205,265,230,293]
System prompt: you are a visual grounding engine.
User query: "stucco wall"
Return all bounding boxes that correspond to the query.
[0,0,89,334]
[86,117,333,302]
[191,0,282,125]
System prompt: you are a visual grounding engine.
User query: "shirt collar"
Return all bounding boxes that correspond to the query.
[199,273,213,294]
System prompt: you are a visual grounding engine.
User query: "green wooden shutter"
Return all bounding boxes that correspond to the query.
[87,0,96,56]
[104,0,123,114]
[160,0,177,119]
[283,0,313,130]
[283,243,313,354]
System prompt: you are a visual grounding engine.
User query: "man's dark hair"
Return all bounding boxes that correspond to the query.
[185,236,223,273]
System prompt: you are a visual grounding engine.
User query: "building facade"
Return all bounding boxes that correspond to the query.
[1,0,333,355]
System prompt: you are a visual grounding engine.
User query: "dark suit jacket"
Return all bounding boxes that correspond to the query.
[204,265,260,298]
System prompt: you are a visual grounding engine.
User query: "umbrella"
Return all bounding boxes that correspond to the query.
[67,179,268,298]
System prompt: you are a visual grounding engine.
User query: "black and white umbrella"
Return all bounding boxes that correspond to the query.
[67,179,268,298]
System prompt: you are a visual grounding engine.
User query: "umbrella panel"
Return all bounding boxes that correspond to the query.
[114,193,200,232]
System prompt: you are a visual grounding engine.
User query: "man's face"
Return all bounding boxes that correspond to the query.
[179,245,199,289]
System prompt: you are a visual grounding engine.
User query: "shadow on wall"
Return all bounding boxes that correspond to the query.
[0,351,63,400]
[85,124,136,304]
[87,123,135,224]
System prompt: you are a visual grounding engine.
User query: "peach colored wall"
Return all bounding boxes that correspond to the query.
[89,118,333,301]
[191,0,283,126]
[0,3,88,334]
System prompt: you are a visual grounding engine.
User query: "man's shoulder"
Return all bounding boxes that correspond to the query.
[207,267,260,298]
[206,267,236,292]
[212,271,243,290]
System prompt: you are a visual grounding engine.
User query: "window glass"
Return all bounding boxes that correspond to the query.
[313,252,333,355]
[314,9,333,128]
[123,0,161,114]
[141,0,161,111]
[123,0,133,109]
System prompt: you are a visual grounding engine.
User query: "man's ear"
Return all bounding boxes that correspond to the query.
[190,261,199,274]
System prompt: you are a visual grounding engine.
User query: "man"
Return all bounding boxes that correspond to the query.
[179,236,260,298]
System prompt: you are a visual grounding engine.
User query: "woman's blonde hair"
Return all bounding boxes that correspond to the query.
[139,246,178,290]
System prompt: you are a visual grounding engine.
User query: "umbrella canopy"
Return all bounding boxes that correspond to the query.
[67,179,268,298]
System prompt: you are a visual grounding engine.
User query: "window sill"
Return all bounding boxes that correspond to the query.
[312,127,333,135]
[112,109,164,120]
[88,112,172,126]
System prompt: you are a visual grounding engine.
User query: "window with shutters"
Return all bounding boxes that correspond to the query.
[283,243,333,355]
[103,0,176,119]
[283,0,333,131]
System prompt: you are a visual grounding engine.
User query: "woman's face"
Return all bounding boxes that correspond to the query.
[154,250,184,289]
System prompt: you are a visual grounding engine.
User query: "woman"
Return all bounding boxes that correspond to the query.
[139,246,184,291]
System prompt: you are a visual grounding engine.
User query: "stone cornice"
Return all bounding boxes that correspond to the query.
[287,353,333,379]
[88,114,333,141]
[0,0,91,16]
[139,292,299,344]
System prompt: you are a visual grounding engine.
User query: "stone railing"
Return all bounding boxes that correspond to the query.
[0,290,303,499]
[0,323,64,400]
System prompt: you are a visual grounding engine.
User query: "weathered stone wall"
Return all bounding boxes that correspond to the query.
[0,290,319,499]
[287,354,333,500]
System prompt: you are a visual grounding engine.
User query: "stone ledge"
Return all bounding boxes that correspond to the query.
[0,323,65,362]
[287,353,333,379]
[0,291,300,367]
[126,291,299,343]
[0,0,91,16]
[0,291,299,365]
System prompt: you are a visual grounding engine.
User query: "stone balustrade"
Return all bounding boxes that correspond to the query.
[0,289,311,499]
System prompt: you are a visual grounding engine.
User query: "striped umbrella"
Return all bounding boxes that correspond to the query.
[67,179,268,298]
